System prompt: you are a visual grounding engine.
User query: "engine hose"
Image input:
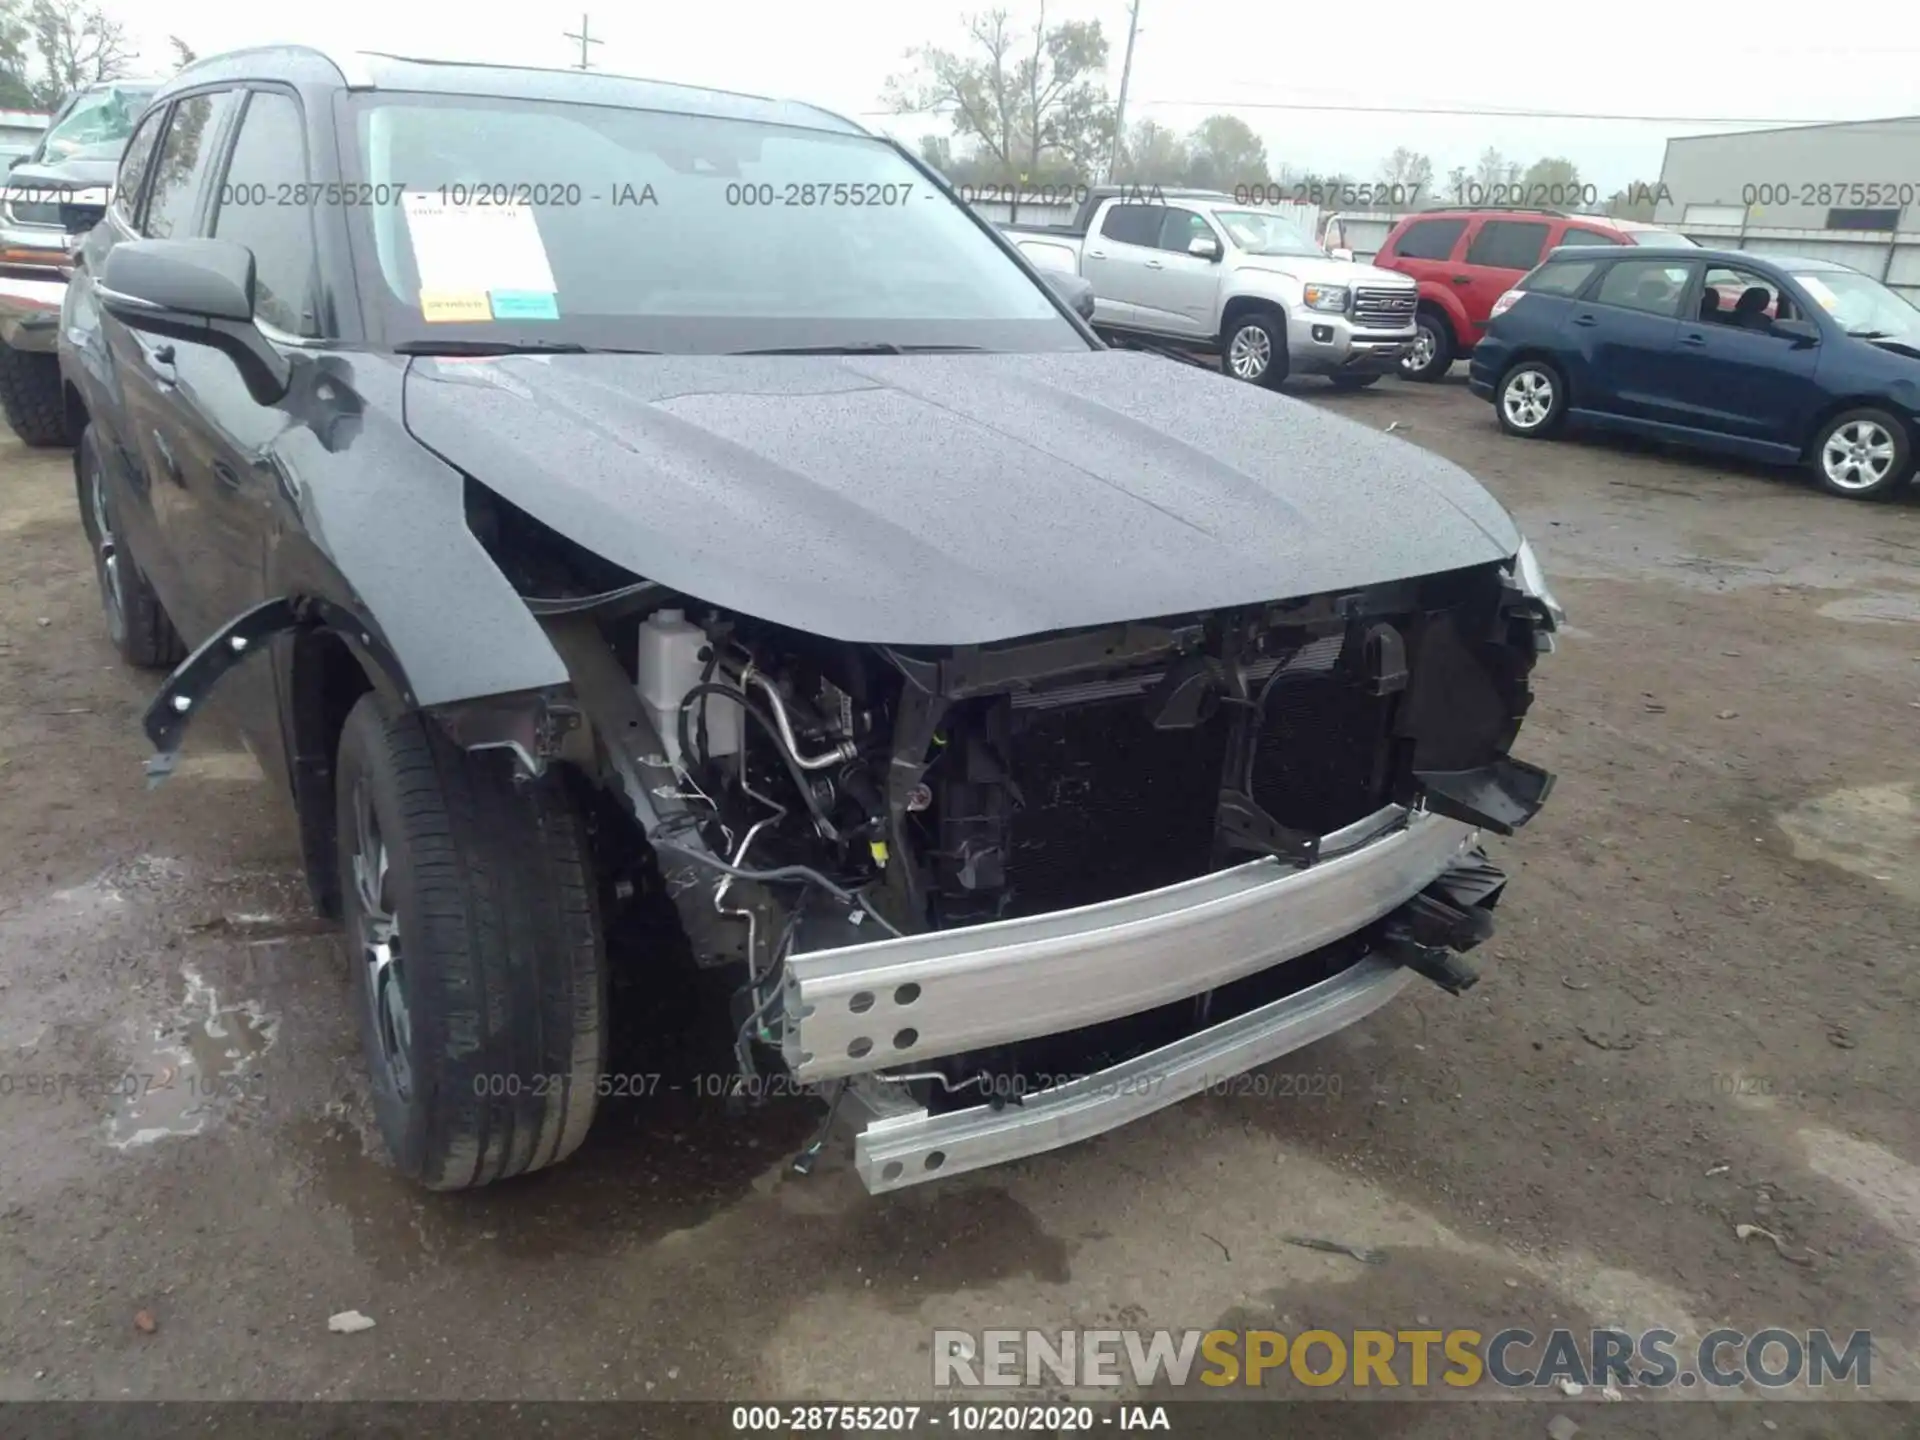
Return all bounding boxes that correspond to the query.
[676,682,841,841]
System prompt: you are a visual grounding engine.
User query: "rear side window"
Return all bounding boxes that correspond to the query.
[142,90,239,240]
[112,105,167,227]
[1466,220,1550,270]
[1593,259,1694,317]
[1100,204,1161,246]
[1393,217,1466,260]
[1522,259,1599,297]
[1557,228,1621,247]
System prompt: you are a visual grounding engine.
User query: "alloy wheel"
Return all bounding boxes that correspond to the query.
[1227,324,1271,381]
[1821,419,1896,492]
[1502,368,1555,430]
[351,777,413,1101]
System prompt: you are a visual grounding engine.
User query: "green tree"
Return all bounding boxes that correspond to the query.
[1113,118,1188,184]
[885,6,1115,187]
[1182,114,1267,191]
[0,0,35,108]
[1521,156,1584,206]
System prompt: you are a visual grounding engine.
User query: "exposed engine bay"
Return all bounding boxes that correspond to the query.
[451,479,1560,1159]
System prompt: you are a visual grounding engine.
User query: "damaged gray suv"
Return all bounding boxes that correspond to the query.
[60,46,1561,1193]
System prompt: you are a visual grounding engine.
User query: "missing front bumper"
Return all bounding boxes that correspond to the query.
[782,804,1476,1083]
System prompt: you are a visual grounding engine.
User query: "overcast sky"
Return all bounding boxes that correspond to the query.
[125,0,1920,194]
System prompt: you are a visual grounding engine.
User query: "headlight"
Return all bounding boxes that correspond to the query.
[1513,537,1565,628]
[1302,283,1349,313]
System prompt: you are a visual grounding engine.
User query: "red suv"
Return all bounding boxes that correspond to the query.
[1373,208,1695,380]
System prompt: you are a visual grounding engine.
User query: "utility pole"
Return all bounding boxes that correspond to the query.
[564,14,603,70]
[1105,0,1141,183]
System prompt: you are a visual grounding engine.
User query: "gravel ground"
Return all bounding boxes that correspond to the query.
[1,372,1917,1438]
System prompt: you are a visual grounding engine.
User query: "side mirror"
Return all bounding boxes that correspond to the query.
[1187,234,1222,261]
[1771,316,1820,344]
[99,238,289,401]
[1039,267,1097,322]
[1330,246,1356,262]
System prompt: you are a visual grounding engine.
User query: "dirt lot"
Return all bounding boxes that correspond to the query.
[2,373,1917,1435]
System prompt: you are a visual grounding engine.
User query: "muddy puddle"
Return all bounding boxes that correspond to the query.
[106,966,279,1148]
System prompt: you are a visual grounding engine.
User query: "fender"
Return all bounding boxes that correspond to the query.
[1418,280,1475,349]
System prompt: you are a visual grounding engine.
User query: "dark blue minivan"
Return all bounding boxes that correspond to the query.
[1468,246,1920,499]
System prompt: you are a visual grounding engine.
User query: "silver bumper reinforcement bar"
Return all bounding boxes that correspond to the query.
[783,804,1476,1083]
[851,953,1416,1193]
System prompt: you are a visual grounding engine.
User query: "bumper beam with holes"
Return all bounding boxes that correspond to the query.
[781,803,1477,1084]
[848,951,1417,1192]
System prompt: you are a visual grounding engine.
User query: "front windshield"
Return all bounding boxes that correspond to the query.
[347,93,1085,353]
[1791,268,1920,344]
[1210,209,1321,257]
[40,85,157,162]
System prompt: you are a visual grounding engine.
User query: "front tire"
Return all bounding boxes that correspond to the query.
[1810,407,1912,500]
[335,690,608,1190]
[76,425,185,669]
[1495,359,1568,438]
[1399,312,1454,382]
[0,345,74,447]
[1222,311,1289,389]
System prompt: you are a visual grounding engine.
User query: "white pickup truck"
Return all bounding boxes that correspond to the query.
[1004,187,1419,389]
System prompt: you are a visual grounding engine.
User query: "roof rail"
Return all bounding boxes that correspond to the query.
[1425,203,1577,219]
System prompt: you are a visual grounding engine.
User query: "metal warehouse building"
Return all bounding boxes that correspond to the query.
[1653,116,1920,299]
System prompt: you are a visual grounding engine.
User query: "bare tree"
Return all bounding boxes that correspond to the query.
[1378,147,1434,196]
[27,0,131,107]
[168,35,196,69]
[885,7,1114,187]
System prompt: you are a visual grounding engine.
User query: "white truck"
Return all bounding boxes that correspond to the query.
[1004,187,1419,389]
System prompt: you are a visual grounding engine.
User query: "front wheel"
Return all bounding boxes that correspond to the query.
[1495,359,1568,438]
[1222,312,1289,389]
[1398,313,1454,382]
[335,690,609,1190]
[1810,408,1912,500]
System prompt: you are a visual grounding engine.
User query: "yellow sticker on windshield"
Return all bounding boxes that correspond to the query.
[419,290,493,323]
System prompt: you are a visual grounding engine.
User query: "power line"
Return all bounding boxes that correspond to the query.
[861,99,1881,127]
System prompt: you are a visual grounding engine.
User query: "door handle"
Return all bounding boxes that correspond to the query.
[1680,332,1708,346]
[1087,250,1107,259]
[1572,314,1598,327]
[1144,259,1164,269]
[1451,275,1473,285]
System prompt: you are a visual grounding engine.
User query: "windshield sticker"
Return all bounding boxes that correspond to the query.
[489,289,560,321]
[401,191,558,312]
[419,291,493,324]
[1797,275,1839,312]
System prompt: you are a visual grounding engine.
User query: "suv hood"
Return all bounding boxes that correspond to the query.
[402,349,1518,645]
